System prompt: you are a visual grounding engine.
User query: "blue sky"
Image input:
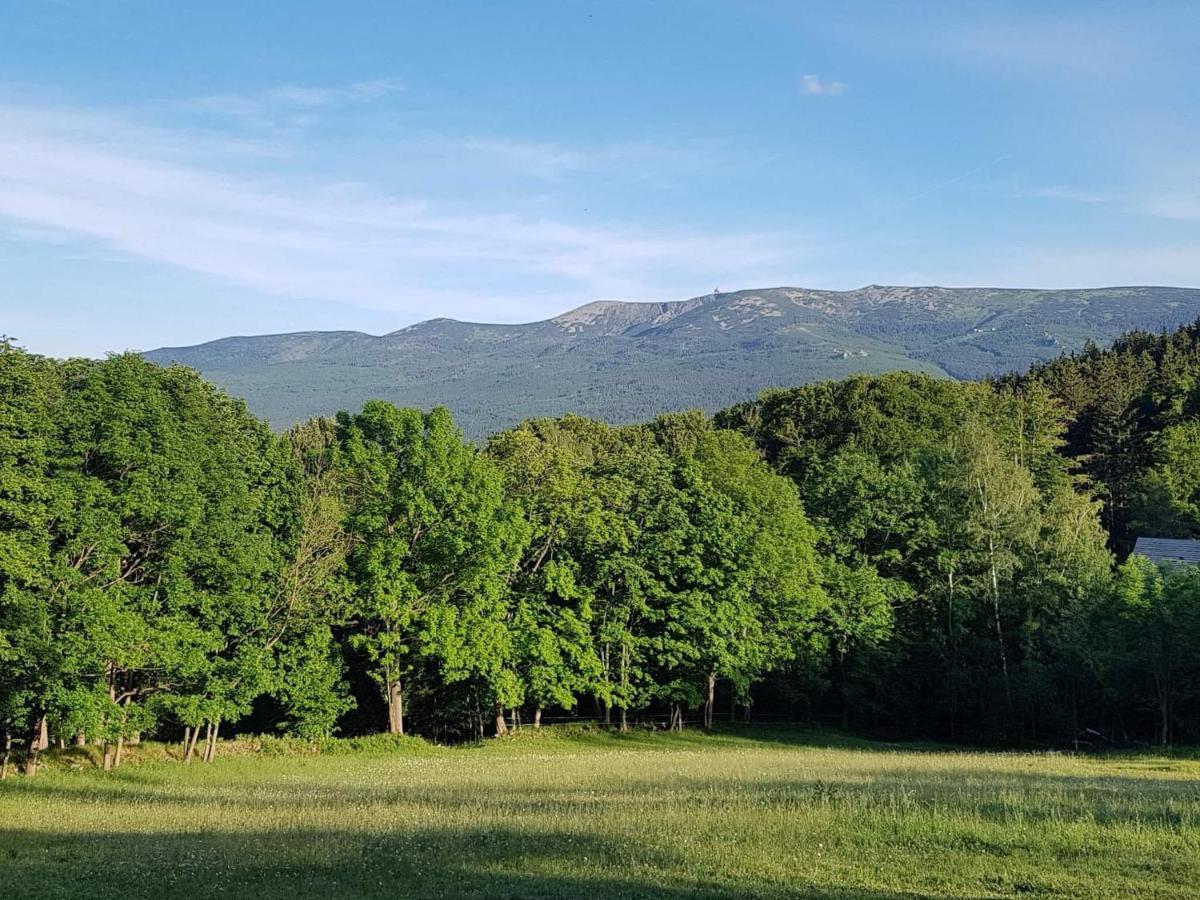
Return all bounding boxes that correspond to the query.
[2,1,1198,357]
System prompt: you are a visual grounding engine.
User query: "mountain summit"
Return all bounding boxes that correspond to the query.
[144,285,1200,435]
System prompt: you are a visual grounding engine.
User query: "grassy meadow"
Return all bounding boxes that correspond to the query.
[2,727,1199,899]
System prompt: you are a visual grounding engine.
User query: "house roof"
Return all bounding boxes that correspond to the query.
[1132,536,1200,566]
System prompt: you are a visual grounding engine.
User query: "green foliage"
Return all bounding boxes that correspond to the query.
[0,352,352,767]
[645,413,826,719]
[486,416,608,717]
[1016,320,1200,545]
[337,403,527,733]
[1135,420,1200,536]
[1094,556,1200,744]
[13,316,1200,755]
[0,340,61,746]
[721,372,1114,741]
[272,625,355,739]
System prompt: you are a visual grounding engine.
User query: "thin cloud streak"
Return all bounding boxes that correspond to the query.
[446,136,731,181]
[183,78,406,130]
[801,75,846,96]
[939,14,1147,78]
[1022,185,1112,204]
[0,105,800,320]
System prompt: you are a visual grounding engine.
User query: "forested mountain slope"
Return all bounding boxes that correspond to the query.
[144,285,1200,434]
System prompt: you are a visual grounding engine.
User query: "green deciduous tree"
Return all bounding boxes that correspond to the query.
[1105,556,1200,745]
[487,416,606,727]
[0,340,61,775]
[649,413,826,729]
[338,403,526,736]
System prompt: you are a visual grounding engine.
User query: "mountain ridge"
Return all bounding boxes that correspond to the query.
[144,285,1200,436]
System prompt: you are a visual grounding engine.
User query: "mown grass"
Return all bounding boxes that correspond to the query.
[2,726,1199,898]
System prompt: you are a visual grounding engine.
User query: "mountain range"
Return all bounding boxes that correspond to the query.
[144,285,1200,437]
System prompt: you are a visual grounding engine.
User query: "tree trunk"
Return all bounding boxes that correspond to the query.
[74,731,86,747]
[704,672,716,730]
[947,567,958,741]
[1,729,11,780]
[988,542,1011,709]
[533,708,542,729]
[102,742,114,771]
[1160,693,1170,747]
[23,713,46,777]
[946,566,956,641]
[600,642,611,725]
[386,679,405,735]
[184,724,201,765]
[494,703,508,737]
[204,720,221,762]
[110,700,130,769]
[37,715,49,751]
[618,643,630,732]
[181,726,191,758]
[198,721,213,764]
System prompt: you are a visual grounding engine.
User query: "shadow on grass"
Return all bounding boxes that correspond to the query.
[0,825,923,900]
[5,747,1197,898]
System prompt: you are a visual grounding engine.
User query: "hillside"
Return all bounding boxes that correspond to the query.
[144,285,1200,435]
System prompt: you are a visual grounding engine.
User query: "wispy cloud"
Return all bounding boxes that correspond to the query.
[0,104,798,320]
[801,74,846,96]
[446,136,733,183]
[1022,185,1113,205]
[447,137,592,180]
[263,78,405,106]
[1019,184,1200,223]
[184,78,405,130]
[939,15,1145,78]
[1136,193,1200,222]
[1020,174,1200,223]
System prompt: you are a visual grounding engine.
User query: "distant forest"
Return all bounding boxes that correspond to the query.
[5,321,1200,775]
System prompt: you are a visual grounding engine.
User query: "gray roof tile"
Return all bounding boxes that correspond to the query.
[1133,537,1200,565]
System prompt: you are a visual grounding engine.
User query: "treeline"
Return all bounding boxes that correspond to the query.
[718,370,1198,745]
[3,323,1200,775]
[1007,321,1200,548]
[0,347,825,774]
